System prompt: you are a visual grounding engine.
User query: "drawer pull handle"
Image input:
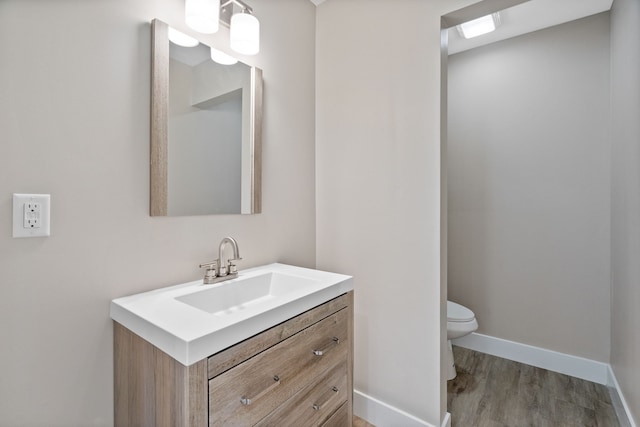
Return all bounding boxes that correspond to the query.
[312,386,339,411]
[313,337,340,356]
[240,375,280,406]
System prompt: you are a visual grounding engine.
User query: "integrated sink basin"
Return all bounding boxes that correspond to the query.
[110,263,353,366]
[175,272,322,315]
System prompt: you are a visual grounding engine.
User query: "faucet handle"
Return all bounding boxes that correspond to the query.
[228,260,238,274]
[228,257,242,274]
[199,260,218,269]
[199,261,218,284]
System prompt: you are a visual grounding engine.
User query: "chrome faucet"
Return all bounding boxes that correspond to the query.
[199,237,242,284]
[218,237,241,276]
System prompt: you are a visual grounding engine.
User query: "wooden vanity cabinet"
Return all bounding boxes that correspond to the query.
[114,291,353,427]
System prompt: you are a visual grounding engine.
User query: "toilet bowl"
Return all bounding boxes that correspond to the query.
[446,301,478,380]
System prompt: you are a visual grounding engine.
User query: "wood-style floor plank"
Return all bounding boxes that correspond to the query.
[353,415,376,426]
[448,346,620,427]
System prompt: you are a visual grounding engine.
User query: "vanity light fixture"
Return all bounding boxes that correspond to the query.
[210,47,238,65]
[168,27,200,47]
[185,0,220,34]
[457,12,501,39]
[183,0,260,55]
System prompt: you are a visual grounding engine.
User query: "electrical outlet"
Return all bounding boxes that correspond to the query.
[13,194,50,238]
[24,202,42,228]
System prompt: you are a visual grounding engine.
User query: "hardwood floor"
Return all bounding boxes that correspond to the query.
[353,415,376,427]
[448,346,620,427]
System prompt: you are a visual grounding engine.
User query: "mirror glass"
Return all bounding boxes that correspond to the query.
[150,19,262,216]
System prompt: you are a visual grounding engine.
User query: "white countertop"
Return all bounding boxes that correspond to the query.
[110,263,353,366]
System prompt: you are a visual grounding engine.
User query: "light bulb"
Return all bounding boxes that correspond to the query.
[210,47,238,65]
[168,27,199,47]
[230,11,259,55]
[185,0,220,34]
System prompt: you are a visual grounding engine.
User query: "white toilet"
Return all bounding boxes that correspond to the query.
[446,300,478,380]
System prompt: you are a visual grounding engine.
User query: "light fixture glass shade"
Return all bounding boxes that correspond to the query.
[185,0,220,34]
[168,27,199,47]
[230,12,260,55]
[210,47,238,65]
[457,13,500,39]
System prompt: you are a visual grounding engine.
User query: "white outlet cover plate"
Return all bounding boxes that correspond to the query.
[13,193,50,238]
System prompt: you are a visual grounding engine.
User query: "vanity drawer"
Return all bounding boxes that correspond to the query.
[207,293,350,379]
[255,361,348,426]
[322,401,349,427]
[208,308,348,427]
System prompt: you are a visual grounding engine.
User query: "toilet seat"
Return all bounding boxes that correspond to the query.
[447,300,475,323]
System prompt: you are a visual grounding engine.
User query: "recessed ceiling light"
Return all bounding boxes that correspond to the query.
[457,12,501,39]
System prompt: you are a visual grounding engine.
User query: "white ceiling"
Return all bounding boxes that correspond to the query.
[306,0,613,55]
[447,0,613,54]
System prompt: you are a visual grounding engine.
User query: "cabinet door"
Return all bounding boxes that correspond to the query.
[209,309,348,426]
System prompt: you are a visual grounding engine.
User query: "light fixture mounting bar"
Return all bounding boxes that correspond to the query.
[221,0,252,12]
[220,0,253,26]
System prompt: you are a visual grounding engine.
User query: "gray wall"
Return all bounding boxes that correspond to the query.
[610,0,640,422]
[447,13,611,361]
[0,0,316,425]
[316,0,476,424]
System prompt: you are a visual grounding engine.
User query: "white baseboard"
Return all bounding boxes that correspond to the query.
[354,390,438,427]
[607,365,638,427]
[453,332,609,384]
[353,334,637,427]
[453,332,637,427]
[441,412,451,427]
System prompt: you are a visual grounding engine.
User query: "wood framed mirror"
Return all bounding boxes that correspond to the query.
[150,19,262,216]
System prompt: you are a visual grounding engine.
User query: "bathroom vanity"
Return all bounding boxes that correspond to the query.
[111,264,354,426]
